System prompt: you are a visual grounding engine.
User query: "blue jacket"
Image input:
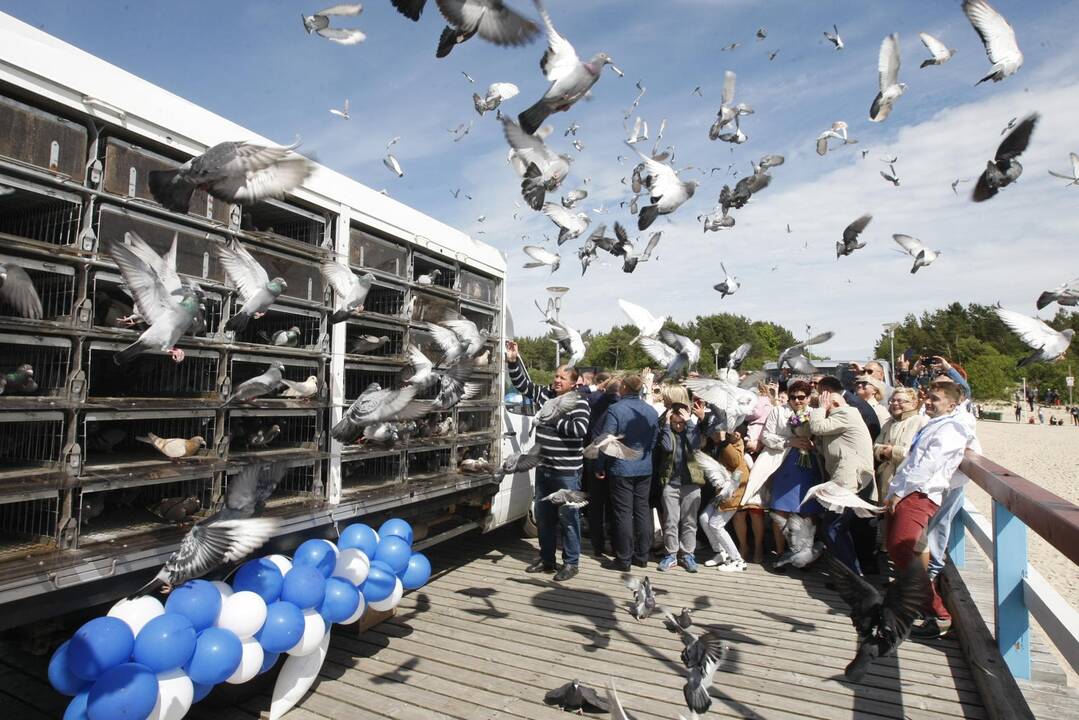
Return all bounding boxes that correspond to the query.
[596,395,661,477]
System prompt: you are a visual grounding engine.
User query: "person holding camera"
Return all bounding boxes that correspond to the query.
[911,355,971,400]
[653,399,706,572]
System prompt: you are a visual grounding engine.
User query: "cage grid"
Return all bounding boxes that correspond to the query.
[0,493,61,560]
[79,411,215,469]
[228,355,322,401]
[0,333,70,399]
[75,476,215,547]
[240,199,326,248]
[0,176,82,247]
[460,306,498,336]
[223,461,320,511]
[85,343,219,400]
[412,253,456,292]
[410,291,459,326]
[343,364,401,402]
[90,270,224,337]
[408,410,454,443]
[0,94,88,180]
[0,254,76,325]
[462,376,496,403]
[227,409,320,457]
[362,283,406,318]
[229,304,323,350]
[459,269,500,306]
[239,245,324,305]
[456,440,495,472]
[348,227,408,279]
[95,204,227,283]
[406,446,453,479]
[457,408,493,436]
[0,411,66,474]
[345,322,403,359]
[341,452,402,492]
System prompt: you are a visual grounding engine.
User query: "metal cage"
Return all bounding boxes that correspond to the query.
[0,411,67,479]
[227,408,321,458]
[75,475,215,547]
[95,204,227,282]
[460,305,499,337]
[412,252,457,292]
[90,269,223,337]
[0,252,77,327]
[222,460,321,512]
[227,354,322,403]
[459,269,500,306]
[456,440,496,473]
[237,244,324,306]
[409,410,454,444]
[0,490,61,561]
[228,302,324,351]
[340,452,402,492]
[0,332,72,402]
[406,446,453,479]
[79,410,215,472]
[0,174,82,249]
[457,408,493,436]
[410,291,459,326]
[85,341,219,401]
[240,198,326,249]
[348,226,408,279]
[344,321,404,360]
[362,282,406,319]
[343,363,400,403]
[0,94,88,180]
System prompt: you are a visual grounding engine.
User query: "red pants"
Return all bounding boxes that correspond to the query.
[887,492,950,620]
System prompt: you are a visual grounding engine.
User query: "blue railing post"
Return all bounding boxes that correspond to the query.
[948,488,966,569]
[992,499,1031,679]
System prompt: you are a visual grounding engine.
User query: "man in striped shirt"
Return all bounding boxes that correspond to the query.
[506,340,591,582]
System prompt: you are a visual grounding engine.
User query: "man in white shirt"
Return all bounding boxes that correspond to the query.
[885,379,974,639]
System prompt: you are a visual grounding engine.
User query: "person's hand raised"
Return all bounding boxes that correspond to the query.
[505,339,518,363]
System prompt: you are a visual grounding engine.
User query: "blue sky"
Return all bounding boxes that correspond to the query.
[6,0,1079,360]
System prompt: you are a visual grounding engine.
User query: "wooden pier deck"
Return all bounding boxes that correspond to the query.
[0,527,1023,719]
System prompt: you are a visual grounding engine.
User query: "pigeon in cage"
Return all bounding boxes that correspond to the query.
[218,241,288,334]
[147,140,314,214]
[260,326,302,347]
[416,269,442,286]
[322,260,374,324]
[0,364,37,395]
[225,362,286,404]
[331,383,421,442]
[246,424,281,448]
[107,240,200,365]
[79,493,106,526]
[362,422,401,446]
[282,375,321,399]
[0,261,44,320]
[87,426,127,453]
[148,496,202,523]
[115,232,210,336]
[130,461,290,597]
[137,433,207,460]
[350,334,390,355]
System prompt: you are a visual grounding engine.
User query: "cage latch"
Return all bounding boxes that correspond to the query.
[219,376,231,401]
[49,558,117,589]
[87,158,103,187]
[67,369,86,403]
[75,298,92,328]
[79,225,97,253]
[65,442,82,472]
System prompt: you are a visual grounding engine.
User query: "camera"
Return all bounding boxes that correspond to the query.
[920,355,937,366]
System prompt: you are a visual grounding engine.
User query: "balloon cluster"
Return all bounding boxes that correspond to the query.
[49,519,431,720]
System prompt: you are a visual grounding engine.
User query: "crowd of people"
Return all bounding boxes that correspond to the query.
[1013,388,1079,425]
[505,341,980,640]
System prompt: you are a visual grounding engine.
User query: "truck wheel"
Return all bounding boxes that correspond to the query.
[521,505,538,538]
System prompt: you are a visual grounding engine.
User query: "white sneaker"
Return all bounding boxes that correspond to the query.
[718,560,746,572]
[704,551,730,567]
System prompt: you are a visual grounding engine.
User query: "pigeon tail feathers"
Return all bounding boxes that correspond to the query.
[637,204,659,231]
[436,26,457,58]
[148,169,197,213]
[519,99,552,137]
[224,310,251,333]
[114,339,147,365]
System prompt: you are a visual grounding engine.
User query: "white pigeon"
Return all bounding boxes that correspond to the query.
[892,234,940,274]
[693,450,737,500]
[383,153,404,177]
[993,308,1075,366]
[502,117,571,210]
[713,262,739,298]
[801,481,882,518]
[473,81,519,115]
[870,34,905,122]
[541,203,590,245]
[522,245,560,273]
[1048,153,1079,186]
[918,32,956,67]
[618,298,667,343]
[963,0,1023,84]
[404,345,435,387]
[816,121,858,156]
[320,260,373,323]
[545,317,586,366]
[709,70,753,138]
[330,98,350,119]
[684,378,758,433]
[628,143,699,231]
[583,433,643,461]
[824,24,844,50]
[639,330,700,379]
[302,4,366,44]
[626,116,649,144]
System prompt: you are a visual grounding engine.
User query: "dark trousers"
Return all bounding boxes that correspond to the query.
[610,474,653,565]
[824,509,860,575]
[888,492,949,619]
[583,460,610,553]
[850,515,879,574]
[535,466,581,567]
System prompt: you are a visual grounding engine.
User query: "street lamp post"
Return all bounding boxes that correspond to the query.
[710,342,722,375]
[882,322,899,384]
[546,286,570,369]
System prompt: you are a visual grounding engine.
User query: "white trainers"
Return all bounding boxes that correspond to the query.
[703,551,730,567]
[718,560,746,572]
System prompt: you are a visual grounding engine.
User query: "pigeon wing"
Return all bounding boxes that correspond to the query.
[638,336,678,366]
[216,241,270,303]
[963,0,1020,68]
[315,27,367,44]
[164,517,280,585]
[879,33,901,90]
[107,240,177,324]
[659,329,694,354]
[533,0,580,83]
[721,70,736,106]
[995,113,1038,162]
[993,307,1059,351]
[843,214,873,243]
[918,32,949,61]
[727,341,752,370]
[641,231,662,260]
[694,450,734,494]
[892,234,925,257]
[0,264,43,320]
[320,260,358,298]
[316,3,363,16]
[390,0,427,21]
[617,298,660,331]
[437,0,539,46]
[880,562,931,644]
[523,245,559,265]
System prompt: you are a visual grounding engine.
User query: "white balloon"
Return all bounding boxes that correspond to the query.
[270,630,331,720]
[332,548,370,586]
[147,668,193,720]
[216,590,268,639]
[265,554,293,576]
[210,580,234,599]
[368,578,403,612]
[286,609,326,657]
[226,638,265,685]
[340,592,366,625]
[107,596,164,638]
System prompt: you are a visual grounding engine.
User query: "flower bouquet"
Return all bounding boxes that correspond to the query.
[787,409,813,468]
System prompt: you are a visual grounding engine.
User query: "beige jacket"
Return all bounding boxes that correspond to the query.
[809,405,875,496]
[873,411,928,502]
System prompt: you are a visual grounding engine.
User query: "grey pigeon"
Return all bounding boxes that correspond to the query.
[217,240,287,333]
[713,262,739,298]
[815,121,857,156]
[919,32,956,68]
[518,0,618,135]
[332,384,420,442]
[824,24,843,50]
[148,141,313,213]
[993,307,1075,366]
[682,629,727,716]
[541,489,589,508]
[302,3,366,45]
[322,260,374,323]
[561,187,588,208]
[1037,276,1079,310]
[708,71,753,138]
[628,144,699,231]
[474,82,520,115]
[521,244,561,274]
[837,214,872,258]
[639,330,700,380]
[433,0,540,59]
[502,117,573,211]
[624,576,656,620]
[772,514,824,568]
[261,326,301,347]
[0,262,43,320]
[544,680,609,713]
[534,390,582,427]
[246,424,281,448]
[542,202,589,245]
[107,240,199,364]
[700,210,735,233]
[429,319,487,365]
[118,231,208,335]
[362,422,401,446]
[893,234,940,274]
[881,164,900,186]
[870,34,906,122]
[973,113,1037,201]
[428,360,481,411]
[226,362,285,404]
[778,332,834,373]
[350,334,390,355]
[0,363,37,396]
[544,316,586,366]
[1048,153,1079,186]
[496,443,541,481]
[727,342,751,371]
[404,345,436,387]
[963,0,1022,84]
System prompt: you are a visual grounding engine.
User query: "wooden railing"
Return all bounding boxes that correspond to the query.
[949,451,1079,679]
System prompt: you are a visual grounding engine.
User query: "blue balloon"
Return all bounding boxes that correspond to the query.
[185,627,242,686]
[360,561,396,603]
[401,552,432,590]
[379,518,414,546]
[67,616,135,681]
[165,579,222,632]
[132,612,197,672]
[374,535,411,576]
[63,690,89,720]
[280,565,326,609]
[48,640,92,696]
[86,663,158,720]
[338,523,379,557]
[232,557,284,603]
[255,601,305,654]
[319,577,361,625]
[293,539,337,578]
[259,650,281,674]
[192,682,214,703]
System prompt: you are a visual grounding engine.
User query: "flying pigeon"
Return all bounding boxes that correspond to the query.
[217,240,287,333]
[321,260,373,323]
[332,384,420,442]
[918,32,956,67]
[709,71,753,138]
[473,81,519,115]
[383,153,405,177]
[880,164,900,186]
[682,629,727,716]
[427,320,484,366]
[816,121,857,156]
[892,234,940,274]
[713,261,739,298]
[496,443,542,481]
[1048,153,1079,186]
[701,210,735,232]
[541,202,590,244]
[720,41,741,52]
[544,680,609,713]
[349,334,389,355]
[544,316,586,366]
[448,120,474,142]
[517,0,618,135]
[771,514,824,569]
[993,307,1075,366]
[618,298,666,343]
[626,116,648,144]
[1037,276,1079,310]
[541,489,589,508]
[0,261,43,320]
[583,433,643,461]
[502,117,571,210]
[628,144,699,230]
[693,450,738,501]
[754,153,785,173]
[756,27,767,41]
[778,332,834,374]
[870,34,906,122]
[825,554,929,682]
[329,98,350,119]
[837,214,872,258]
[226,362,285,404]
[433,0,541,59]
[824,24,844,50]
[963,0,1023,84]
[801,481,883,518]
[522,244,560,273]
[533,390,584,428]
[972,113,1037,201]
[683,377,757,433]
[302,3,366,44]
[561,187,588,208]
[147,141,314,214]
[624,576,657,621]
[639,330,701,379]
[726,342,752,371]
